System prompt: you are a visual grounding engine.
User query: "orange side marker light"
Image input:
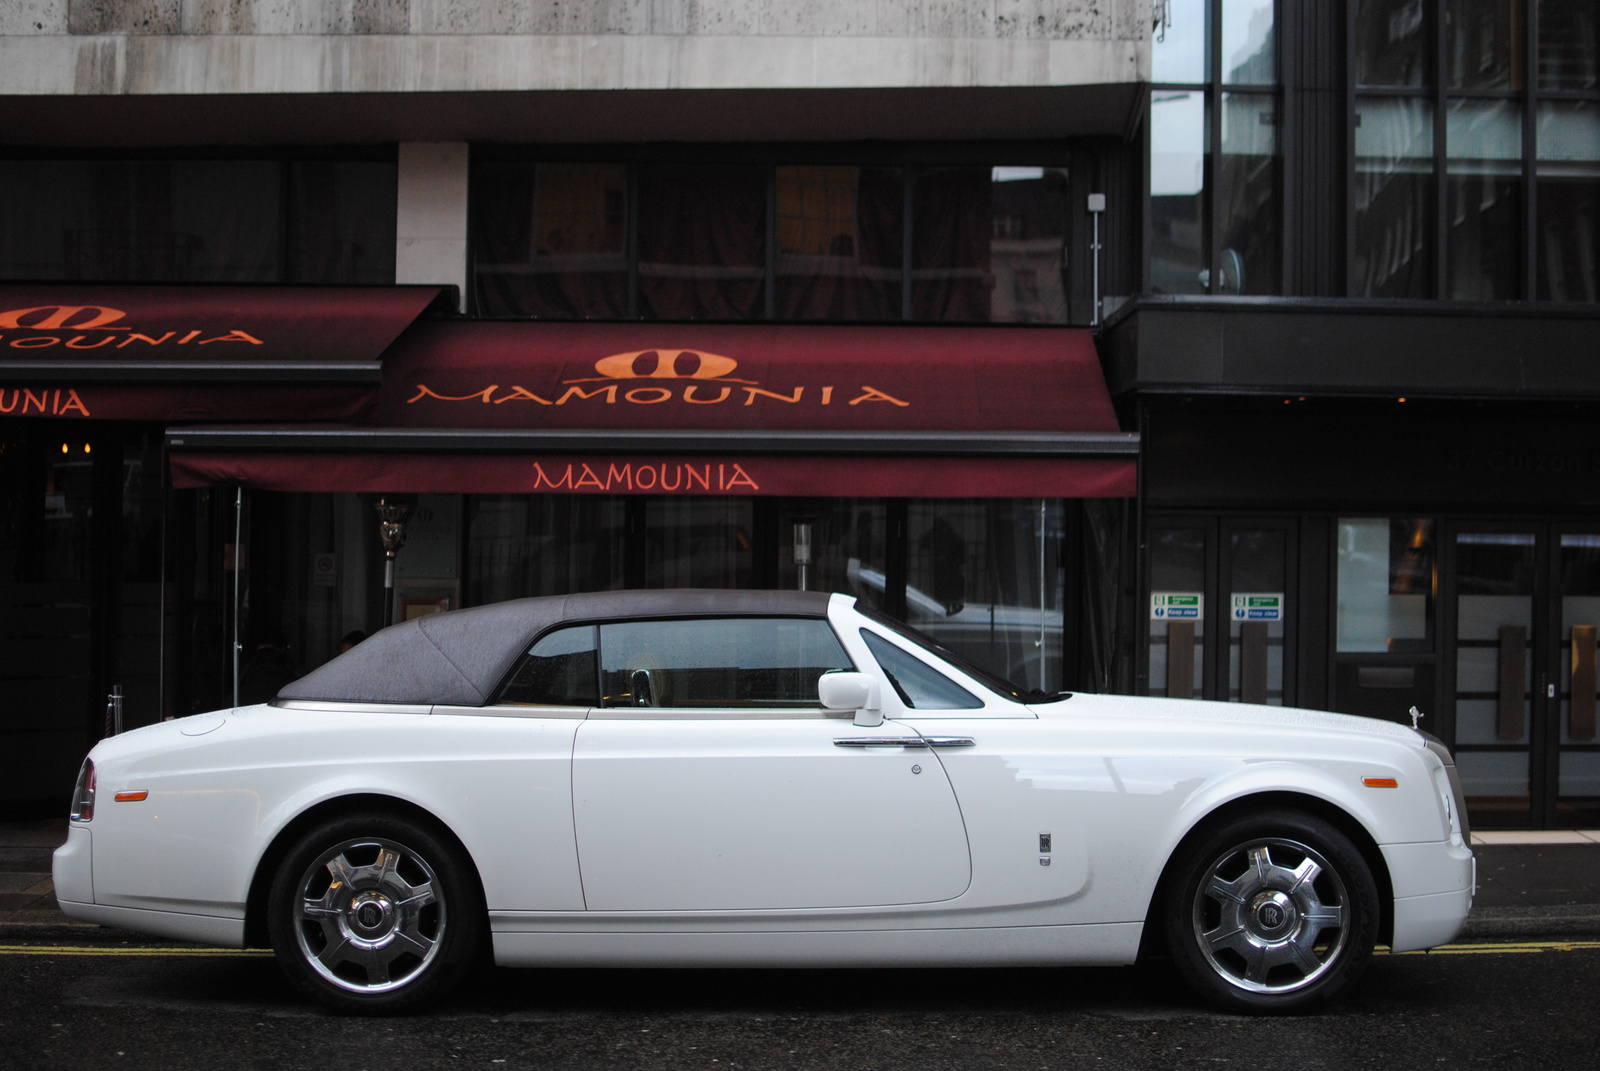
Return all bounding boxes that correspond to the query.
[113,791,148,803]
[1362,777,1399,789]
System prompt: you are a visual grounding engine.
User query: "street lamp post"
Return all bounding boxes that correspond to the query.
[374,495,414,629]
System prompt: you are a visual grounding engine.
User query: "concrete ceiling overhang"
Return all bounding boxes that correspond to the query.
[0,83,1143,146]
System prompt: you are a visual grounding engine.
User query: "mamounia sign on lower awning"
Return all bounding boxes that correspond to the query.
[166,319,1139,498]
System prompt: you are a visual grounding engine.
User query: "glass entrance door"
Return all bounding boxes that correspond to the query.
[1445,523,1600,830]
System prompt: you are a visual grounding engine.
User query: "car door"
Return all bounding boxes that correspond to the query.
[570,615,972,912]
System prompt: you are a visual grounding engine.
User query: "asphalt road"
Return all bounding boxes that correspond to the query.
[3,929,1598,1071]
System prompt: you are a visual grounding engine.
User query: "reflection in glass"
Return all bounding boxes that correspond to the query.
[1537,101,1600,302]
[1355,0,1430,85]
[1447,99,1523,299]
[499,626,599,706]
[1336,518,1434,653]
[637,163,767,320]
[1150,91,1208,294]
[0,160,283,282]
[902,499,1064,693]
[1539,0,1598,90]
[599,618,851,708]
[775,166,902,320]
[1222,0,1275,85]
[1353,97,1435,297]
[1446,0,1521,89]
[1154,0,1209,83]
[783,500,886,606]
[1228,529,1286,705]
[909,167,1070,323]
[1217,93,1280,294]
[644,497,753,589]
[1559,534,1600,823]
[471,162,628,318]
[286,162,397,284]
[1148,528,1207,697]
[466,495,626,603]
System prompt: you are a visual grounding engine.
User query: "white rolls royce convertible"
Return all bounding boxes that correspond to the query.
[54,590,1474,1015]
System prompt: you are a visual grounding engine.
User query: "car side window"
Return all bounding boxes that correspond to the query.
[497,625,599,706]
[860,629,982,710]
[599,617,852,709]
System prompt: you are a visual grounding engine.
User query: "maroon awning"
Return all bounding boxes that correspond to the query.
[0,284,446,421]
[168,322,1138,498]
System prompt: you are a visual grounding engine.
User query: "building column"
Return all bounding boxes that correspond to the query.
[396,143,469,311]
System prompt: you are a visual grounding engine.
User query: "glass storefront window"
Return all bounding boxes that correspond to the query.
[909,167,1070,323]
[1356,0,1430,86]
[1353,97,1436,298]
[637,163,768,320]
[1148,527,1207,698]
[1538,0,1598,90]
[1536,100,1600,302]
[1150,90,1209,294]
[782,500,887,608]
[644,497,754,589]
[1446,99,1523,300]
[285,161,397,285]
[1336,518,1434,653]
[775,166,903,320]
[466,495,626,604]
[1228,528,1285,704]
[1217,93,1280,294]
[1446,0,1521,89]
[470,162,629,319]
[904,500,1064,693]
[1154,0,1209,83]
[1222,0,1275,85]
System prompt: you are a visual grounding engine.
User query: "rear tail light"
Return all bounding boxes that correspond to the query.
[70,759,96,823]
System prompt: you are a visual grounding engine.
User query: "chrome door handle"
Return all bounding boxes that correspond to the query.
[922,737,975,748]
[833,737,929,748]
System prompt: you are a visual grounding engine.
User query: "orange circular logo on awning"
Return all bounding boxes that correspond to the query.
[594,349,738,380]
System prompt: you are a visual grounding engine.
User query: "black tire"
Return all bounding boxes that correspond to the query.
[1163,810,1379,1014]
[266,811,485,1014]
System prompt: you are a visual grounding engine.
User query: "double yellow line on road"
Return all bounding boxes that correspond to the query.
[1,941,1598,958]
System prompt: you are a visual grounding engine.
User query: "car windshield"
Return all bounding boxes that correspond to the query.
[858,608,1069,703]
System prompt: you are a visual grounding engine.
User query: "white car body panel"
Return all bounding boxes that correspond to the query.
[57,593,1474,970]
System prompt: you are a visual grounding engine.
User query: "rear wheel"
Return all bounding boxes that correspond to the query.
[267,812,484,1014]
[1164,811,1379,1014]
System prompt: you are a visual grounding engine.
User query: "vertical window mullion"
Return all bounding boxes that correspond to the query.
[1524,0,1539,300]
[625,161,639,320]
[765,165,777,320]
[901,166,914,320]
[1434,1,1448,299]
[1208,0,1224,291]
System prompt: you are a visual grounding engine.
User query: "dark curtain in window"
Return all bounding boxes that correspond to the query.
[287,161,397,285]
[470,163,629,319]
[775,166,903,320]
[911,168,992,321]
[637,164,766,320]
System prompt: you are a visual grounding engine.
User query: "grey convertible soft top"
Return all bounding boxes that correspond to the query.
[276,589,835,707]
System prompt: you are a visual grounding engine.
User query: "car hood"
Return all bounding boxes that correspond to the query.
[1032,692,1425,746]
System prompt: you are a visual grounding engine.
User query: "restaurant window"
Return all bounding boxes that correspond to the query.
[1350,1,1600,302]
[0,157,395,284]
[466,495,627,604]
[1150,0,1282,295]
[470,154,1079,324]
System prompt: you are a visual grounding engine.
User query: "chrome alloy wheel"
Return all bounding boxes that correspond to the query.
[1191,837,1349,995]
[292,838,447,994]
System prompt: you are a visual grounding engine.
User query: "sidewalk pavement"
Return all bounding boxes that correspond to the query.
[4,818,1599,942]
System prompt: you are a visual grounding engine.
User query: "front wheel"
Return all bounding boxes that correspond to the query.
[267,812,485,1014]
[1164,811,1379,1014]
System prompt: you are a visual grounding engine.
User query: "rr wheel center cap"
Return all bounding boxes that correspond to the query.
[1249,890,1298,941]
[347,891,396,937]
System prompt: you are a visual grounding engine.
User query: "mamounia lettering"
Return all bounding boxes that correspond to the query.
[531,461,760,493]
[0,387,91,416]
[407,383,908,407]
[0,306,264,349]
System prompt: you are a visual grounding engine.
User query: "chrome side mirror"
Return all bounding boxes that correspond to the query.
[819,670,883,727]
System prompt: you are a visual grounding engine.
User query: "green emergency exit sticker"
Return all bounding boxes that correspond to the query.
[1151,592,1203,620]
[1231,593,1283,621]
